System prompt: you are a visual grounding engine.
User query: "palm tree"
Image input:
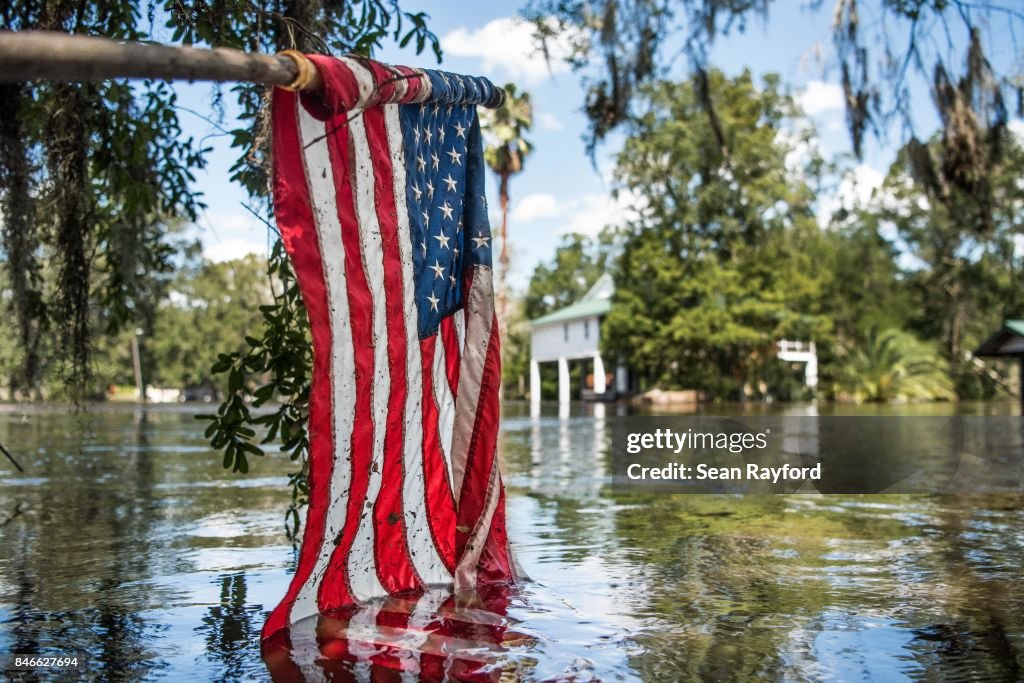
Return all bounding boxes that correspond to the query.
[833,327,956,403]
[481,83,533,335]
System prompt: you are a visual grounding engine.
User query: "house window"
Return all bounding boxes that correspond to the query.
[584,320,590,339]
[563,323,568,342]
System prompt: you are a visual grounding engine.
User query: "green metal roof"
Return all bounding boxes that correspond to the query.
[1007,319,1024,336]
[530,298,611,327]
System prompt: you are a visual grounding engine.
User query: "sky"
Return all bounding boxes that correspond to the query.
[173,1,1021,291]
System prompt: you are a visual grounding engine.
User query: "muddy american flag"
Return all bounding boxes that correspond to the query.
[262,55,520,641]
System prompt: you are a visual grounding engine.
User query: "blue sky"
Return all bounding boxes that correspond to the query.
[174,1,1021,290]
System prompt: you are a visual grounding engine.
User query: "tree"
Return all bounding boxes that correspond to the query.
[0,1,439,397]
[602,70,833,398]
[147,255,273,389]
[481,83,533,334]
[0,1,442,538]
[529,2,1021,147]
[523,230,618,321]
[528,1,1022,245]
[873,135,1024,395]
[833,327,955,403]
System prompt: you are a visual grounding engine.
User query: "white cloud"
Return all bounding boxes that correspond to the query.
[512,193,561,221]
[818,163,885,226]
[563,192,637,235]
[196,209,269,262]
[441,17,573,85]
[798,80,844,116]
[840,164,885,206]
[203,238,266,263]
[1009,119,1024,140]
[538,111,565,131]
[507,189,642,235]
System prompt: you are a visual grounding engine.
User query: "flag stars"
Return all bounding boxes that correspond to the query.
[471,233,490,249]
[434,231,451,250]
[447,147,462,166]
[443,173,457,192]
[429,260,445,279]
[423,127,432,145]
[426,292,440,312]
[431,152,440,170]
[450,274,457,289]
[439,201,454,221]
[454,121,466,139]
[438,126,446,144]
[420,240,427,256]
[412,183,422,201]
[426,180,435,199]
[416,154,426,172]
[421,210,430,227]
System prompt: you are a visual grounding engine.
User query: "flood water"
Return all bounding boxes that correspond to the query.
[0,401,1022,681]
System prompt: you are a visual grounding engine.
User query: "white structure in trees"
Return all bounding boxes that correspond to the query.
[528,274,625,414]
[776,339,818,389]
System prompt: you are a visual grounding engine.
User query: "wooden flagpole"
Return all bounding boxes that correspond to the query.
[0,30,322,91]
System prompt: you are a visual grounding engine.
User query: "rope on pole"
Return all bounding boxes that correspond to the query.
[0,30,322,91]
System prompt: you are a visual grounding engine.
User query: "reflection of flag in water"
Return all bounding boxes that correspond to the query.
[263,55,520,643]
[262,585,530,682]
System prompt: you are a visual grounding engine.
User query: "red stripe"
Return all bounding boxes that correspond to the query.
[262,90,336,640]
[455,315,502,559]
[315,110,370,610]
[474,486,515,586]
[420,338,458,572]
[395,64,424,102]
[441,316,461,399]
[362,105,424,594]
[303,55,365,117]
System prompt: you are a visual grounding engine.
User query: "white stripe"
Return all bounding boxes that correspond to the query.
[433,333,456,489]
[289,108,356,625]
[389,68,409,101]
[384,103,453,587]
[347,599,382,681]
[346,111,391,602]
[288,614,328,683]
[450,269,494,502]
[338,56,377,108]
[454,304,466,353]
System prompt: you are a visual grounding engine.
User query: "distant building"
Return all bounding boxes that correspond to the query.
[975,319,1024,412]
[528,274,627,410]
[776,339,819,390]
[529,274,821,410]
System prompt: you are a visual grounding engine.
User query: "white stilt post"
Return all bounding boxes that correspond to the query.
[529,358,541,417]
[593,353,606,394]
[616,363,628,394]
[558,356,570,406]
[806,341,819,390]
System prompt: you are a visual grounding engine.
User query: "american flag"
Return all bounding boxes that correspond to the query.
[262,55,520,643]
[262,585,528,680]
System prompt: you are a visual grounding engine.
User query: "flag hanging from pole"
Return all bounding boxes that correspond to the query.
[262,55,519,641]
